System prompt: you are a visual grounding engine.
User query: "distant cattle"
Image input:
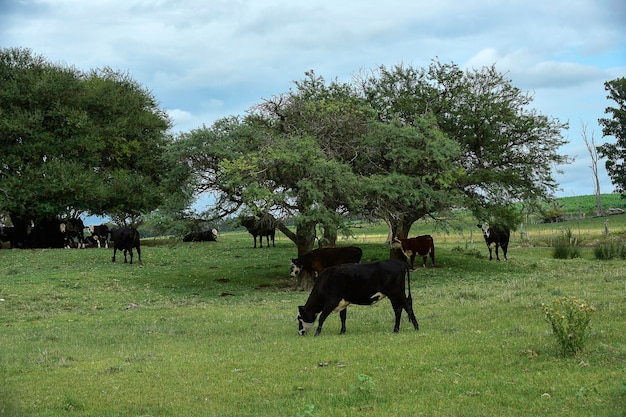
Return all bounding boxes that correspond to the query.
[240,216,276,248]
[290,246,363,278]
[110,227,142,264]
[89,224,110,248]
[0,226,25,249]
[62,218,85,248]
[477,223,510,261]
[29,218,66,248]
[395,235,435,269]
[183,228,219,242]
[297,259,419,336]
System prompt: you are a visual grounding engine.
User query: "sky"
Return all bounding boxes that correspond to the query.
[1,0,625,203]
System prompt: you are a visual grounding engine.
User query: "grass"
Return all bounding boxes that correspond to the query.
[1,220,625,417]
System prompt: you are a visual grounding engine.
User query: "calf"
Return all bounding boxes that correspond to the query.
[240,215,276,248]
[297,259,419,336]
[183,228,218,242]
[110,227,142,264]
[290,246,363,278]
[395,235,435,269]
[477,223,510,261]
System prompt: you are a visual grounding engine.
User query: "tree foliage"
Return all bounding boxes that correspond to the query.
[178,61,570,252]
[0,47,181,228]
[597,77,626,194]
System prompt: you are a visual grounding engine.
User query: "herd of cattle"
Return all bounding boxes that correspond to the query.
[1,215,510,336]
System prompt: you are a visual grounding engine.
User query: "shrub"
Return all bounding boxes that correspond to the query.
[593,241,626,260]
[543,296,596,356]
[552,228,580,259]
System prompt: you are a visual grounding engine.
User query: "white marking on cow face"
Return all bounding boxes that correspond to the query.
[481,224,491,238]
[333,299,351,312]
[297,315,314,335]
[88,225,95,234]
[290,261,301,277]
[211,228,219,239]
[370,292,387,303]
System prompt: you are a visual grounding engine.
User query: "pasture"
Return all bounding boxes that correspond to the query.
[1,217,625,417]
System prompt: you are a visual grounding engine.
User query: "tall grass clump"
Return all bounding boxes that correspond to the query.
[543,296,596,356]
[552,228,580,259]
[593,240,626,260]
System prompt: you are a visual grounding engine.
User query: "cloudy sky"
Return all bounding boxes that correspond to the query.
[1,0,625,199]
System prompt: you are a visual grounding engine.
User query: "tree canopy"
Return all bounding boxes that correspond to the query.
[0,47,184,229]
[597,77,626,195]
[178,62,569,253]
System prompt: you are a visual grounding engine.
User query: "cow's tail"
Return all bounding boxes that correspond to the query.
[405,264,413,303]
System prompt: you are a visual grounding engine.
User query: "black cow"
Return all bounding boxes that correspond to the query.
[0,226,26,249]
[183,228,219,242]
[89,224,110,248]
[110,227,142,264]
[290,246,363,278]
[240,216,276,248]
[395,235,435,269]
[297,259,419,336]
[29,218,65,248]
[62,218,85,248]
[477,223,510,261]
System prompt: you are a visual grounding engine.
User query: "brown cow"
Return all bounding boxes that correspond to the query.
[290,246,363,278]
[395,235,435,269]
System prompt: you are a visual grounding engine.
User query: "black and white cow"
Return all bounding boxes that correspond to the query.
[62,218,85,248]
[89,224,110,248]
[477,223,510,261]
[183,228,219,242]
[110,227,142,264]
[297,259,419,336]
[290,246,363,278]
[240,215,276,248]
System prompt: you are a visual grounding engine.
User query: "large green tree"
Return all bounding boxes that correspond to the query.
[358,61,569,231]
[0,47,179,231]
[597,77,626,194]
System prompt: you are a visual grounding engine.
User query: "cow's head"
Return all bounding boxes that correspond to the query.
[290,259,302,277]
[297,306,316,335]
[477,223,490,238]
[211,228,219,240]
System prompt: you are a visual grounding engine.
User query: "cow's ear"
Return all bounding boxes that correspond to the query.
[477,224,482,228]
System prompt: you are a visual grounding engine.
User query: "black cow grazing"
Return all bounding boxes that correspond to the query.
[477,223,510,261]
[89,224,110,248]
[297,259,419,336]
[395,235,435,269]
[290,246,363,278]
[110,227,142,264]
[183,228,219,242]
[240,216,276,248]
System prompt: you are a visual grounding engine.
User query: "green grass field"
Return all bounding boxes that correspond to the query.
[1,216,625,416]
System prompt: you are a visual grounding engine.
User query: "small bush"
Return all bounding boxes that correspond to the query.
[552,228,580,259]
[593,241,626,260]
[543,296,596,356]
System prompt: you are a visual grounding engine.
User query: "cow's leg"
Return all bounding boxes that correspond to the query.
[421,255,427,267]
[502,243,508,261]
[488,246,493,260]
[128,248,133,264]
[494,245,500,261]
[389,297,404,332]
[339,309,347,335]
[112,247,117,262]
[136,245,142,265]
[315,305,336,336]
[409,253,416,269]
